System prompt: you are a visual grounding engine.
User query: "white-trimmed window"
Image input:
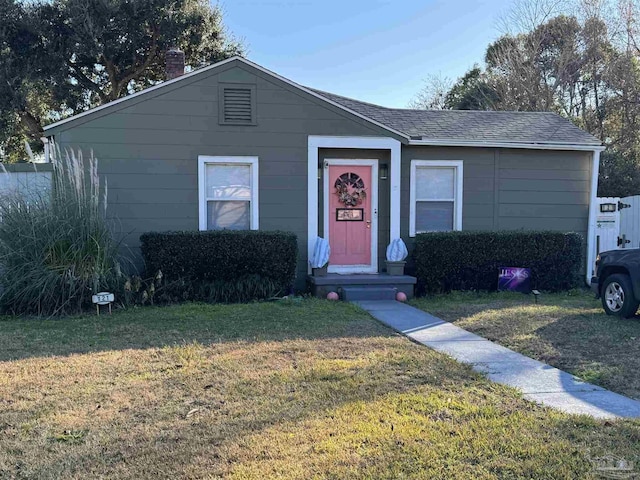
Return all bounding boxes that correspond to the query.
[410,160,463,236]
[198,156,259,230]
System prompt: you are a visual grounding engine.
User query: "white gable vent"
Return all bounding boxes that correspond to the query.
[219,84,256,125]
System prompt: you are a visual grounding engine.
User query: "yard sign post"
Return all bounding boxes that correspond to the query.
[92,292,115,315]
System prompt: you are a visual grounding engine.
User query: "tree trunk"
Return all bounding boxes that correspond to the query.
[18,109,43,142]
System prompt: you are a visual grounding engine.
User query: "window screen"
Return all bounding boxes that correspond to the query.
[205,163,252,230]
[412,165,459,233]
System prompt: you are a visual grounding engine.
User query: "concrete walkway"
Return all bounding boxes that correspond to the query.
[355,300,640,420]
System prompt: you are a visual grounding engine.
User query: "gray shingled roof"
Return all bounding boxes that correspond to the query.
[309,88,601,146]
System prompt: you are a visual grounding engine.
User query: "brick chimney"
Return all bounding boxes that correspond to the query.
[165,48,185,80]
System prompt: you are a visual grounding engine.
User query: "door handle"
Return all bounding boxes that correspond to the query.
[366,220,371,229]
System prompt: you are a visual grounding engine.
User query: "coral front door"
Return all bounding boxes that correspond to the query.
[325,160,377,273]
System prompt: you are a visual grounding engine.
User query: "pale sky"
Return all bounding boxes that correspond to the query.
[221,0,514,108]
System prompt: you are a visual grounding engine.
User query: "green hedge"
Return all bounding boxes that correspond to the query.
[413,231,583,294]
[139,231,298,301]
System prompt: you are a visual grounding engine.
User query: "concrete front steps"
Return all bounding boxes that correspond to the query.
[307,273,417,301]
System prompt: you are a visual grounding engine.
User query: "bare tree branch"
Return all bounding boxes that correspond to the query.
[496,0,571,34]
[408,73,453,109]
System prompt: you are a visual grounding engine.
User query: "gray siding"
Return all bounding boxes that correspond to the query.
[401,146,495,239]
[401,146,592,267]
[53,61,394,286]
[50,57,593,288]
[496,149,591,232]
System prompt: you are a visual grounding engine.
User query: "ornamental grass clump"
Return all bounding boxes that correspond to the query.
[0,150,124,316]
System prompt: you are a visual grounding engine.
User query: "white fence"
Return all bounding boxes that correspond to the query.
[595,195,640,257]
[0,164,52,201]
[595,197,622,254]
[619,196,640,249]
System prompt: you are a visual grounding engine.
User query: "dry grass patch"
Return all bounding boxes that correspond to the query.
[412,290,640,399]
[1,299,639,479]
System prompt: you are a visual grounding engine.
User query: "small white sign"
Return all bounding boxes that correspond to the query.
[92,292,114,305]
[597,217,617,229]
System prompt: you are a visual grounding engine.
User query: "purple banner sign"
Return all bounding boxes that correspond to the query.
[498,267,531,293]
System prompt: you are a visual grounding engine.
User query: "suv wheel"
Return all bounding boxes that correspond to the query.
[601,273,639,318]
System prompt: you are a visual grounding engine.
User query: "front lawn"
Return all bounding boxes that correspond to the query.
[413,290,640,400]
[1,299,639,479]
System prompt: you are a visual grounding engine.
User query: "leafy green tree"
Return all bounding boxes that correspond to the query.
[0,0,59,161]
[443,67,499,110]
[410,2,640,197]
[0,0,243,162]
[598,149,640,197]
[42,0,243,110]
[482,15,584,113]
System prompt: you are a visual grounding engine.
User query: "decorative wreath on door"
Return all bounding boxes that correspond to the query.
[335,172,366,207]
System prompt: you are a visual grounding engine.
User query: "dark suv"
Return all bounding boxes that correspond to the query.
[592,249,640,318]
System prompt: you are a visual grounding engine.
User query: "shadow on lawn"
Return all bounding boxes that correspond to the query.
[1,321,492,479]
[413,294,640,415]
[532,312,640,399]
[10,333,606,480]
[0,300,395,362]
[4,298,640,478]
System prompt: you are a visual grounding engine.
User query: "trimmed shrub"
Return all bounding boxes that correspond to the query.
[193,275,282,304]
[0,150,124,316]
[139,230,298,302]
[414,231,583,294]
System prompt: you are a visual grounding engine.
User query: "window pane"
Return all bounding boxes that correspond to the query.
[415,167,454,200]
[416,201,454,232]
[207,201,250,230]
[206,164,250,199]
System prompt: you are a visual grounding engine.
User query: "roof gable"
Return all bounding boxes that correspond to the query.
[44,56,602,149]
[43,57,409,141]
